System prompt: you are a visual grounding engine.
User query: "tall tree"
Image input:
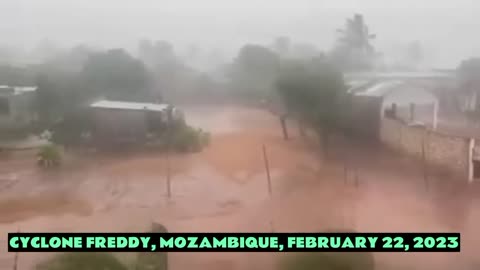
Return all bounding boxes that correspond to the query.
[272,36,291,56]
[0,65,34,86]
[229,44,280,100]
[457,57,480,112]
[330,14,376,71]
[41,45,95,74]
[276,57,346,156]
[35,74,61,124]
[80,49,153,102]
[138,40,192,101]
[406,41,423,68]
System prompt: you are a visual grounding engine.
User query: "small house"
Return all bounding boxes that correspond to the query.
[0,85,38,131]
[89,100,179,144]
[345,79,439,140]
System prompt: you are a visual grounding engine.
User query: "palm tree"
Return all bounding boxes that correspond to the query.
[332,14,376,71]
[336,14,376,55]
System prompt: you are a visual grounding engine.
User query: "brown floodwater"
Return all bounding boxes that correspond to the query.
[0,105,479,270]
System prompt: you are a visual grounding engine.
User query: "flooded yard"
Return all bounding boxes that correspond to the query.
[0,105,479,270]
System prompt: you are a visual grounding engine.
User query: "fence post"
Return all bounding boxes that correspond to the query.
[262,144,272,197]
[354,168,359,188]
[280,116,289,140]
[468,138,475,183]
[166,152,171,198]
[13,228,19,270]
[422,133,429,191]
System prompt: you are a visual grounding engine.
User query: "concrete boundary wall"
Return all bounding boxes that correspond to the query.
[380,117,470,180]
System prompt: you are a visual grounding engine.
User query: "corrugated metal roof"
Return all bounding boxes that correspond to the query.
[345,71,454,79]
[0,85,38,95]
[347,80,377,94]
[15,86,37,92]
[346,80,370,91]
[90,100,169,112]
[0,85,38,96]
[14,87,38,94]
[355,80,405,97]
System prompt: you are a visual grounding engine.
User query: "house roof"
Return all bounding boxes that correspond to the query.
[345,71,455,80]
[354,80,405,97]
[14,87,38,94]
[348,79,439,106]
[90,100,169,112]
[0,85,38,95]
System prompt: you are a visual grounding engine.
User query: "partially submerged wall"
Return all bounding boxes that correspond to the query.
[380,117,470,179]
[343,94,383,140]
[92,108,148,142]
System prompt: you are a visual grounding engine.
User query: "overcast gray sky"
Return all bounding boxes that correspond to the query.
[1,0,479,68]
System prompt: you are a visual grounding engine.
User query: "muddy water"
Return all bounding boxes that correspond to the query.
[0,105,479,270]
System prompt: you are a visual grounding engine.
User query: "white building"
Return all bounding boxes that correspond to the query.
[347,73,443,130]
[0,86,38,130]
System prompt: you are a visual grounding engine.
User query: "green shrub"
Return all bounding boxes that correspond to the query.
[147,119,210,153]
[150,222,168,233]
[168,125,210,153]
[37,144,62,168]
[36,253,128,270]
[51,109,93,146]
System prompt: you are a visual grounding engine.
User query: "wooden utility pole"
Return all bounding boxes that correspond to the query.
[298,120,306,138]
[354,168,359,188]
[165,105,173,199]
[262,144,272,197]
[421,136,429,191]
[166,152,171,198]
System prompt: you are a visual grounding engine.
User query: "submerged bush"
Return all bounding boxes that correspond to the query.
[170,125,210,153]
[136,222,168,270]
[50,109,93,147]
[280,252,374,270]
[36,253,128,270]
[37,144,62,168]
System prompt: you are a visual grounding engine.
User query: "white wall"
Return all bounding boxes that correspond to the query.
[381,86,438,127]
[0,92,36,130]
[382,86,438,108]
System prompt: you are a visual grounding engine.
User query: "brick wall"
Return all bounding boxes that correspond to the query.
[380,117,470,179]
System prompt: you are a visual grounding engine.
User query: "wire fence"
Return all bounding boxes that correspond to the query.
[0,238,45,270]
[0,238,15,270]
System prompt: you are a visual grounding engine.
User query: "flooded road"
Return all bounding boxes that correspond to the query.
[0,105,479,270]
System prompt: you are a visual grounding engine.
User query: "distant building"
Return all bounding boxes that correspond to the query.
[344,70,455,81]
[89,100,180,144]
[0,85,38,131]
[345,79,439,140]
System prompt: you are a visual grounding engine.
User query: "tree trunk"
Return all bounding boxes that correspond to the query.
[298,119,306,138]
[280,116,289,140]
[316,127,330,161]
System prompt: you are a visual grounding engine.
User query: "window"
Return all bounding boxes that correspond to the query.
[0,98,9,115]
